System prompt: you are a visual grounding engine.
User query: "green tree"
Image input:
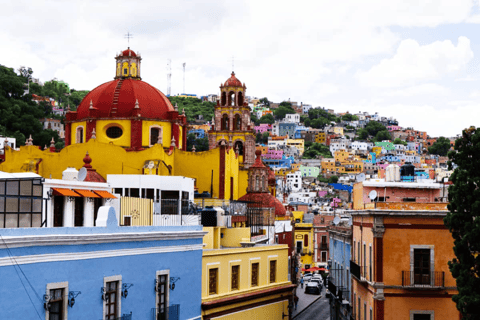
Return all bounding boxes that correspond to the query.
[365,121,388,137]
[328,175,339,183]
[357,129,369,140]
[444,127,480,319]
[251,113,259,126]
[429,137,451,156]
[186,133,209,151]
[273,104,296,120]
[168,96,215,123]
[341,114,358,122]
[375,130,391,142]
[256,132,269,144]
[393,138,408,146]
[259,97,270,107]
[303,143,332,159]
[259,113,274,124]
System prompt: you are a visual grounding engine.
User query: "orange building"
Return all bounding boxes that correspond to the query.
[350,202,459,320]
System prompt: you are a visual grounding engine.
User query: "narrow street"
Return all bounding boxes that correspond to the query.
[292,285,330,320]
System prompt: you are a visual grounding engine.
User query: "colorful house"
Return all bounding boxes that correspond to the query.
[292,211,315,271]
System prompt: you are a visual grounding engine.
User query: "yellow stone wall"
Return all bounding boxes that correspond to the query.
[71,121,86,144]
[96,120,132,147]
[212,300,288,320]
[141,121,172,147]
[120,196,153,226]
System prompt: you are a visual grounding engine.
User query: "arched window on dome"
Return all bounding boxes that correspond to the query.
[262,176,266,191]
[255,176,260,192]
[234,114,241,131]
[122,62,129,76]
[76,127,84,144]
[116,63,121,77]
[238,91,244,106]
[221,114,229,130]
[228,91,235,106]
[130,63,137,77]
[150,126,162,146]
[221,92,226,106]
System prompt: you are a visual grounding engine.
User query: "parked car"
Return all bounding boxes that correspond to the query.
[312,274,324,284]
[303,273,313,282]
[305,282,321,295]
[309,278,323,290]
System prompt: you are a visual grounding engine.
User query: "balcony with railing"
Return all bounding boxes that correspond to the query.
[401,271,445,289]
[151,304,180,320]
[320,243,329,250]
[350,260,369,283]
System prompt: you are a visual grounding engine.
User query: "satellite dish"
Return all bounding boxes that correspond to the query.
[368,190,377,201]
[333,216,340,225]
[78,167,87,182]
[356,173,366,182]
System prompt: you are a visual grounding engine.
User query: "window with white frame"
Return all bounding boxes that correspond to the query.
[103,275,122,320]
[410,310,434,320]
[45,281,68,320]
[155,270,169,320]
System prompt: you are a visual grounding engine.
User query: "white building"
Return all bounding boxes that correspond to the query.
[350,141,371,151]
[302,104,313,114]
[284,113,300,123]
[286,171,302,192]
[287,191,317,204]
[0,137,16,150]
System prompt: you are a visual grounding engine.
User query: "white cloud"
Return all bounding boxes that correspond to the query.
[356,37,474,88]
[382,83,450,97]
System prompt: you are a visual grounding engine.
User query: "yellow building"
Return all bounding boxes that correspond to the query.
[332,127,344,136]
[202,227,295,320]
[315,132,326,144]
[286,139,305,155]
[292,211,314,270]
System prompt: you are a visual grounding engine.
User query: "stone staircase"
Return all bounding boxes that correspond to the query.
[111,79,123,115]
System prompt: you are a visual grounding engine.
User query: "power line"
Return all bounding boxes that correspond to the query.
[0,234,43,319]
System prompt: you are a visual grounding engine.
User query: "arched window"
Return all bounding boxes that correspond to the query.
[122,62,129,76]
[262,176,266,191]
[130,63,137,77]
[235,141,244,156]
[221,92,227,106]
[116,63,121,76]
[222,114,229,130]
[150,127,162,145]
[255,176,260,191]
[304,234,308,247]
[228,91,235,106]
[234,114,241,131]
[238,91,244,106]
[76,127,83,143]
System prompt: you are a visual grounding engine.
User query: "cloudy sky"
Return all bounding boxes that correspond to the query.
[2,0,480,137]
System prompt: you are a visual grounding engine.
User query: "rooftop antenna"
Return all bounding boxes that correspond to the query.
[167,59,172,96]
[182,62,186,94]
[124,32,133,47]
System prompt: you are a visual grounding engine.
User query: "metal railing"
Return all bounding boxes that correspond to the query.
[401,271,445,288]
[320,243,328,250]
[101,312,132,320]
[151,304,180,320]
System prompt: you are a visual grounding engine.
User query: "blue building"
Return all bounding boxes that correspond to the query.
[0,207,205,320]
[294,125,308,139]
[188,129,206,139]
[328,221,352,320]
[262,155,295,169]
[279,123,296,138]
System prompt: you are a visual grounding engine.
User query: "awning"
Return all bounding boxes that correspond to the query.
[93,190,117,199]
[302,267,326,272]
[74,189,100,198]
[52,188,82,197]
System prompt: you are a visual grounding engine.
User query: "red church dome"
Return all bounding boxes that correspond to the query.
[75,79,175,121]
[238,192,286,216]
[224,72,243,87]
[120,48,137,57]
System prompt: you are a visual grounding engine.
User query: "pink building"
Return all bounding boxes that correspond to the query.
[313,215,334,267]
[387,125,402,131]
[355,180,443,205]
[262,149,283,159]
[318,191,328,197]
[254,123,272,134]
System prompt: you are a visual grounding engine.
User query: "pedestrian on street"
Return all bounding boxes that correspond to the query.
[300,277,304,288]
[294,294,299,310]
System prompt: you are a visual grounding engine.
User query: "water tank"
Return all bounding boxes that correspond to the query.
[385,164,400,182]
[400,163,415,177]
[201,207,218,227]
[62,167,78,181]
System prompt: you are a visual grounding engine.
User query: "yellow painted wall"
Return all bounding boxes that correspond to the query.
[120,196,153,226]
[202,245,290,301]
[141,121,172,147]
[352,182,364,210]
[221,227,251,248]
[96,119,132,147]
[238,169,249,199]
[203,227,216,249]
[212,300,288,320]
[71,121,86,144]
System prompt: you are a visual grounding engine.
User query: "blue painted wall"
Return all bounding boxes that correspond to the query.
[329,235,351,300]
[0,224,204,320]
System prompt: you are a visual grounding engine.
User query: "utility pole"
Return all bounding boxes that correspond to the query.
[167,59,172,96]
[182,63,186,94]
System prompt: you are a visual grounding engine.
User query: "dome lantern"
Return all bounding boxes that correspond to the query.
[115,48,142,80]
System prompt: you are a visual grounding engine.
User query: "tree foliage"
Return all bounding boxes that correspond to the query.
[341,114,358,122]
[303,142,332,159]
[356,121,390,142]
[304,108,339,129]
[429,137,451,156]
[168,96,215,123]
[393,138,407,145]
[259,97,270,107]
[328,175,339,183]
[273,103,296,120]
[186,133,209,152]
[256,132,269,144]
[444,127,480,319]
[0,65,58,146]
[259,113,274,124]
